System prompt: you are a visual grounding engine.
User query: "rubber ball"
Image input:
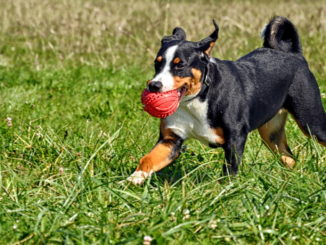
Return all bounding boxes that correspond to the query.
[141,89,181,118]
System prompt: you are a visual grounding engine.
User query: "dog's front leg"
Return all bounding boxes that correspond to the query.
[222,133,248,175]
[128,123,183,185]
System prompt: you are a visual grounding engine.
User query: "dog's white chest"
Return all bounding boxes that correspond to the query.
[165,98,218,145]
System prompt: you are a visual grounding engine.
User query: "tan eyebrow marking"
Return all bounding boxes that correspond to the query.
[156,56,163,62]
[173,57,181,64]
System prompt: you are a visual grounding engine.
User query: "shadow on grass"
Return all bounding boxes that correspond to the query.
[152,149,229,186]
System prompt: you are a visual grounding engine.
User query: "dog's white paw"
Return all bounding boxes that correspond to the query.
[127,170,153,185]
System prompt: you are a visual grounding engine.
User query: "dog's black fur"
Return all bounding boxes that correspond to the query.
[129,17,326,183]
[195,18,326,173]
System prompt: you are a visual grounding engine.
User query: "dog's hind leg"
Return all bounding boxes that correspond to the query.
[284,69,326,146]
[258,109,295,168]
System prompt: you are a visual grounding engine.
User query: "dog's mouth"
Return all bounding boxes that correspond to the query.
[177,85,187,99]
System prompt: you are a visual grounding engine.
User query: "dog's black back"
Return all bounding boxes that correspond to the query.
[207,49,312,130]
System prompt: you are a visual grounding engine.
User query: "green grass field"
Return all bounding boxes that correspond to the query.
[0,0,325,244]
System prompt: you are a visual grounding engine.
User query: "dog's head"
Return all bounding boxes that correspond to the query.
[147,21,219,97]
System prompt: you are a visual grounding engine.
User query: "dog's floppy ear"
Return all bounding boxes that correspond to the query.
[172,27,186,40]
[161,27,186,44]
[196,20,219,55]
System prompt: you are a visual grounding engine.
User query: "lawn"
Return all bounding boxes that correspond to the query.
[0,0,325,244]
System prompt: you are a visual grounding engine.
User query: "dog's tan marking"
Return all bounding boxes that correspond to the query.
[129,120,180,184]
[205,42,215,55]
[156,56,163,62]
[172,68,202,95]
[173,57,181,64]
[137,143,173,173]
[191,68,202,83]
[258,109,296,168]
[213,127,225,145]
[172,76,190,90]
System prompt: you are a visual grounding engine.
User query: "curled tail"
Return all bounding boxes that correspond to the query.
[262,16,301,53]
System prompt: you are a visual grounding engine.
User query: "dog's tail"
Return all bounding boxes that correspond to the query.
[262,16,301,53]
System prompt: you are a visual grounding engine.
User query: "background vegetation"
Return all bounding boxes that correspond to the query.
[0,0,325,244]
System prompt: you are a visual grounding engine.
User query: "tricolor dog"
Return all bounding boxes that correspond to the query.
[128,16,326,185]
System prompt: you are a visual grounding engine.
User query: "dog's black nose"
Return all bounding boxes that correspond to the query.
[148,81,163,92]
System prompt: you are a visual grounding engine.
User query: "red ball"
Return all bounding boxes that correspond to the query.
[141,89,181,118]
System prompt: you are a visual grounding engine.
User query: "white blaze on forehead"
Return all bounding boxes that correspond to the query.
[152,45,178,92]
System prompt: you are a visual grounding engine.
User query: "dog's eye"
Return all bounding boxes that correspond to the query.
[174,62,185,70]
[172,57,185,70]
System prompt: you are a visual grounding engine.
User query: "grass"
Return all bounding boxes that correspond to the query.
[0,0,325,244]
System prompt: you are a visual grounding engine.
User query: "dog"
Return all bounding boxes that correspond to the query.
[128,16,326,185]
